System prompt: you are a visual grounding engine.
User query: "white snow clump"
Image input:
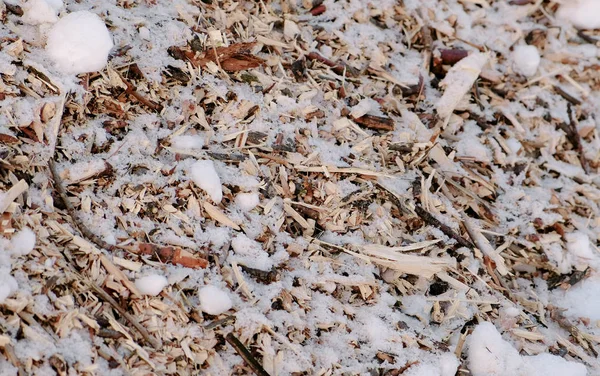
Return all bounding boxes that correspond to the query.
[556,0,600,30]
[171,134,204,150]
[10,228,36,256]
[189,160,223,202]
[135,274,169,296]
[198,285,232,315]
[46,11,113,74]
[512,45,540,77]
[235,192,260,212]
[22,0,63,25]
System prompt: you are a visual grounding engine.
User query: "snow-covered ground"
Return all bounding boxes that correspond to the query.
[1,0,600,375]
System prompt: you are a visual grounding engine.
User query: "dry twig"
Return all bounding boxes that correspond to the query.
[225,333,271,376]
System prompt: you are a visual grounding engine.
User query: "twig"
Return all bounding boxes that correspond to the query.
[121,76,163,112]
[554,85,581,106]
[557,103,588,173]
[414,205,474,248]
[225,333,271,376]
[306,52,358,77]
[66,263,162,349]
[378,183,473,248]
[48,158,116,252]
[204,315,235,330]
[4,1,23,16]
[577,30,599,45]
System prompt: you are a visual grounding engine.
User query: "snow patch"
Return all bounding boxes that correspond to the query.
[171,134,204,150]
[230,233,272,271]
[565,231,599,270]
[551,275,600,321]
[468,322,586,376]
[235,192,260,212]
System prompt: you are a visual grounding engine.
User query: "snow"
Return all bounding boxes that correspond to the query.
[235,192,260,212]
[198,285,232,315]
[551,276,600,321]
[512,45,540,77]
[171,134,204,150]
[565,231,599,270]
[349,98,382,119]
[10,228,36,256]
[230,233,273,271]
[45,11,113,74]
[189,160,223,203]
[135,274,168,296]
[138,26,151,41]
[468,322,587,376]
[4,0,600,373]
[22,0,63,25]
[556,0,600,30]
[403,354,459,376]
[0,228,36,304]
[0,274,18,304]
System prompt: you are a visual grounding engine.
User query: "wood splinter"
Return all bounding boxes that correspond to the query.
[225,333,271,376]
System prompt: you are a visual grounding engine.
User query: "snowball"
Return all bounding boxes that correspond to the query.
[46,11,113,74]
[512,45,540,77]
[135,274,168,296]
[171,134,204,149]
[557,0,600,30]
[198,285,232,315]
[235,192,260,212]
[138,26,150,41]
[22,0,62,25]
[189,160,223,202]
[11,228,36,256]
[0,274,18,304]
